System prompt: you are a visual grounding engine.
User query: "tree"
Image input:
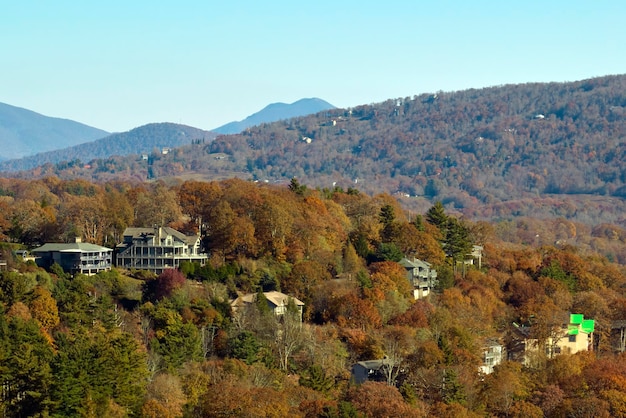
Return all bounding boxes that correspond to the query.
[299,364,334,394]
[274,299,308,371]
[347,381,427,417]
[426,201,448,231]
[143,269,187,302]
[480,361,532,416]
[142,373,187,418]
[29,285,60,331]
[51,328,148,416]
[148,308,202,370]
[444,217,473,267]
[0,316,54,417]
[288,177,307,195]
[380,326,416,386]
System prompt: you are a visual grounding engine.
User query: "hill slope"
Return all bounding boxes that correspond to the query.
[0,123,216,172]
[7,75,626,226]
[0,102,109,161]
[212,98,335,134]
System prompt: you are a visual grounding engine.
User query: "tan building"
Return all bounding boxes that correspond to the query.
[231,291,305,322]
[510,313,595,367]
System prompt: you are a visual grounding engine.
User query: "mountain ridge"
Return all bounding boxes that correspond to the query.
[0,102,110,161]
[0,97,336,171]
[212,97,335,134]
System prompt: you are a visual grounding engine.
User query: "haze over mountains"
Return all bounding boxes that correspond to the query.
[0,102,109,161]
[0,98,335,172]
[212,98,336,134]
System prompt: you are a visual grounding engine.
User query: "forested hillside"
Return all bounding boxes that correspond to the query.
[3,177,626,416]
[9,75,626,229]
[0,123,215,172]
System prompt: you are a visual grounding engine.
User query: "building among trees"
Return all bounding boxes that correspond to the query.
[509,313,595,367]
[32,239,112,275]
[115,226,207,274]
[231,291,305,322]
[399,257,438,299]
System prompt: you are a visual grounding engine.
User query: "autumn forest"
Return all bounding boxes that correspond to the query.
[1,175,626,417]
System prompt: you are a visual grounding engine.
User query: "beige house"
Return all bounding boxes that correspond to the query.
[231,291,305,322]
[116,226,207,274]
[510,314,595,367]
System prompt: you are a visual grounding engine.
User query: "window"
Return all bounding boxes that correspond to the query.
[569,334,577,343]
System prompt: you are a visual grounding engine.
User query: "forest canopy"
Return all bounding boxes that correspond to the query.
[1,177,626,416]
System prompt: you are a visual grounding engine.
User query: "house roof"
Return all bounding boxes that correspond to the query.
[32,242,112,253]
[231,291,304,308]
[122,227,200,245]
[399,257,432,269]
[354,359,392,371]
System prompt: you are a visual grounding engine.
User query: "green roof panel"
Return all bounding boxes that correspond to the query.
[570,313,584,325]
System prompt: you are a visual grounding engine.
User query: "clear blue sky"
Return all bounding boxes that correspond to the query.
[2,1,625,133]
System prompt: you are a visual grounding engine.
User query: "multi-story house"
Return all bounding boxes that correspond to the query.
[509,313,595,367]
[399,257,438,299]
[32,238,113,275]
[116,226,207,274]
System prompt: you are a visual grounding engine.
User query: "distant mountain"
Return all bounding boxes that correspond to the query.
[212,98,336,134]
[0,102,109,161]
[0,123,216,172]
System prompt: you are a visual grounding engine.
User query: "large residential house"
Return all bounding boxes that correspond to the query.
[32,239,113,275]
[231,291,305,322]
[116,226,207,274]
[509,313,595,367]
[480,340,504,375]
[399,257,438,299]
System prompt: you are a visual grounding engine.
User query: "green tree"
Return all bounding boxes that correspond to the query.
[0,315,54,417]
[444,217,473,267]
[426,201,448,231]
[299,364,334,393]
[230,330,261,365]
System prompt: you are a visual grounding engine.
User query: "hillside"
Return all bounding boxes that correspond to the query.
[6,75,626,227]
[0,102,109,161]
[0,123,216,172]
[212,97,336,134]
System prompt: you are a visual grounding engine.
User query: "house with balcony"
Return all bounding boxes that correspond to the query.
[32,239,113,275]
[480,340,504,374]
[116,226,207,274]
[399,257,438,299]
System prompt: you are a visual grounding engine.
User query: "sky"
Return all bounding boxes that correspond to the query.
[2,1,625,133]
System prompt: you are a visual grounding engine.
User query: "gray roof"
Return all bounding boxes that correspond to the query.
[354,359,392,370]
[399,257,432,269]
[231,291,304,309]
[32,242,112,253]
[122,227,199,245]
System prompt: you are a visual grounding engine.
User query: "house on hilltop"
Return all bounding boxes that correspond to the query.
[32,238,113,275]
[116,226,207,274]
[399,257,438,299]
